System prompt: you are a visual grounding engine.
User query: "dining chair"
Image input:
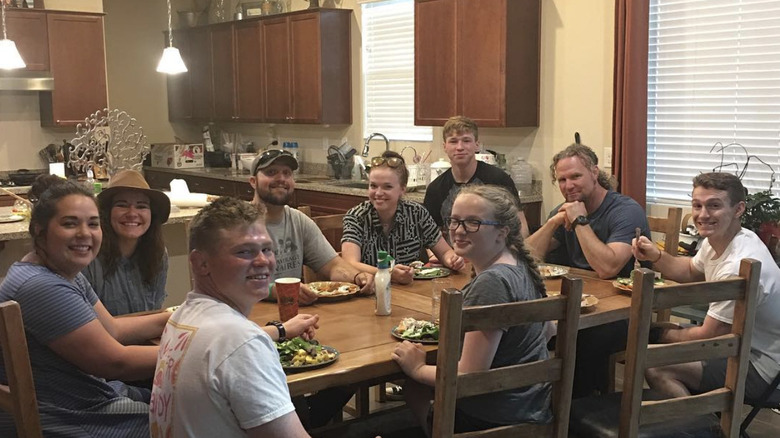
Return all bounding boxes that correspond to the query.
[431,276,583,438]
[301,213,346,284]
[0,301,43,438]
[740,369,780,438]
[570,259,761,438]
[647,207,682,323]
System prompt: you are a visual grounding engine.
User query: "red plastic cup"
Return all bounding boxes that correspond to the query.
[275,277,300,322]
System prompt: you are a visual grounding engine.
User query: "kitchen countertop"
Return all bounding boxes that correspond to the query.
[144,166,544,204]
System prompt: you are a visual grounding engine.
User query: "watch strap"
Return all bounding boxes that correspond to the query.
[266,320,286,342]
[572,215,590,229]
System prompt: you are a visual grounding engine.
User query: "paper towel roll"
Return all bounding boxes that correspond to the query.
[165,191,210,207]
[169,179,190,194]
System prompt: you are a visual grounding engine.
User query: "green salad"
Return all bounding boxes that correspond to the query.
[275,337,335,367]
[396,317,439,341]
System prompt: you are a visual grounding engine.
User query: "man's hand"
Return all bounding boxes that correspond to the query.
[391,264,414,285]
[354,272,375,296]
[298,284,318,306]
[632,235,661,263]
[558,201,587,229]
[283,314,320,341]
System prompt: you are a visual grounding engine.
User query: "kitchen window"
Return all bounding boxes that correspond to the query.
[646,0,780,204]
[361,0,432,141]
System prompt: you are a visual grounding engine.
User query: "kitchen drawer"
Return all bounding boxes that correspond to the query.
[186,176,234,197]
[144,170,176,191]
[235,181,256,201]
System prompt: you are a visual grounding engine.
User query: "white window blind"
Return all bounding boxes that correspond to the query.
[647,0,780,204]
[362,0,432,141]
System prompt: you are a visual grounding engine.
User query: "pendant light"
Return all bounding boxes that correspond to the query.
[0,2,26,70]
[156,0,187,74]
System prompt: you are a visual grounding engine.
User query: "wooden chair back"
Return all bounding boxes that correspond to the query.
[620,260,761,438]
[0,301,42,438]
[432,277,583,438]
[302,213,346,283]
[647,207,683,256]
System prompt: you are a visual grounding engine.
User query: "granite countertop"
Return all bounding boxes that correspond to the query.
[144,166,544,204]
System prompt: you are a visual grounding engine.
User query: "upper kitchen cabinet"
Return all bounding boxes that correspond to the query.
[234,19,265,121]
[166,30,193,120]
[40,12,108,127]
[414,0,541,127]
[4,9,48,71]
[189,26,215,120]
[261,9,351,124]
[211,22,237,121]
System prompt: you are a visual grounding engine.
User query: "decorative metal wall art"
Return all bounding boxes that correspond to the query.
[68,108,149,177]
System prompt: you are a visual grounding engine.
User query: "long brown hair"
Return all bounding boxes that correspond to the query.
[97,190,166,286]
[458,185,546,294]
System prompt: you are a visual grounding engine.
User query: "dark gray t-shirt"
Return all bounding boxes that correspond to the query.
[457,263,552,425]
[547,190,649,278]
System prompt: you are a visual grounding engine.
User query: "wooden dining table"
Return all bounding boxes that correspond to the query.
[247,265,633,399]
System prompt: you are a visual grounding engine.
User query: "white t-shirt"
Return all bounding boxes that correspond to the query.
[692,228,780,383]
[150,292,295,438]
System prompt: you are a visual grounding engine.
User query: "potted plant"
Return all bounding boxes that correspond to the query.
[741,190,780,246]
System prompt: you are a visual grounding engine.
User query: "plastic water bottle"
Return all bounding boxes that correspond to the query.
[510,157,533,195]
[375,251,392,316]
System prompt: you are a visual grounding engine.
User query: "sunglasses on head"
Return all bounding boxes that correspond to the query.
[371,156,404,168]
[252,149,294,174]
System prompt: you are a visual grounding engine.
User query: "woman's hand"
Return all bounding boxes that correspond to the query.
[354,271,375,296]
[391,264,414,284]
[391,340,427,380]
[283,314,320,341]
[442,250,465,272]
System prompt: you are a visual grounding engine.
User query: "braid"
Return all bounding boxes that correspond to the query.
[508,236,546,297]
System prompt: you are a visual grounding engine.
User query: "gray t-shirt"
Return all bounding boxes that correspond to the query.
[457,263,552,426]
[548,190,649,278]
[266,205,338,280]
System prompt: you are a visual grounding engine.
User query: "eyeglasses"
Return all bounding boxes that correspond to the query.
[443,217,501,233]
[252,149,294,174]
[370,156,404,168]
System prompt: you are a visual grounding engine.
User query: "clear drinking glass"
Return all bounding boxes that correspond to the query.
[431,278,451,324]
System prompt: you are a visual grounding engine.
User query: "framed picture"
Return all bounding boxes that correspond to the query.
[242,1,264,17]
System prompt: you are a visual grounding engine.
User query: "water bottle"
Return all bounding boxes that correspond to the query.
[510,157,533,195]
[375,251,392,316]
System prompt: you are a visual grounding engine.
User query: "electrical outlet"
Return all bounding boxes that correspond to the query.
[604,148,613,167]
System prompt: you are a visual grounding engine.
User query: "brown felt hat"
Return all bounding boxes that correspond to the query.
[97,170,171,223]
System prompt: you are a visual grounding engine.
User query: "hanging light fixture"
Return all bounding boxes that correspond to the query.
[156,0,187,74]
[0,1,26,70]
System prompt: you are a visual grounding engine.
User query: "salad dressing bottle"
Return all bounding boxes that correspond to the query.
[375,251,392,316]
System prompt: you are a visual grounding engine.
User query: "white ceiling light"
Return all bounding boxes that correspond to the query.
[156,0,187,74]
[0,2,26,70]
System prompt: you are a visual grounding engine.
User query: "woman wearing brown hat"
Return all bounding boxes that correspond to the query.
[83,169,172,315]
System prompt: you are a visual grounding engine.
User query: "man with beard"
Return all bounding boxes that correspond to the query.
[526,143,649,398]
[526,143,649,279]
[248,150,374,305]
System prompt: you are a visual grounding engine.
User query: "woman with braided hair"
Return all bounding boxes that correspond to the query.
[392,184,551,435]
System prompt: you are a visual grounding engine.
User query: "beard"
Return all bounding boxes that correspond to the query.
[257,186,292,206]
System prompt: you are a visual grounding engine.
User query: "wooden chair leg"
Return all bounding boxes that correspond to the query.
[655,308,671,322]
[353,385,370,418]
[375,383,387,403]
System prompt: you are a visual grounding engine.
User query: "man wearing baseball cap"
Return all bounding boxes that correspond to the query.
[249,149,374,305]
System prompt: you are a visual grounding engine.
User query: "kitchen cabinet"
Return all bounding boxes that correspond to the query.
[211,22,236,121]
[189,27,214,120]
[262,9,351,124]
[40,12,107,127]
[414,0,540,127]
[166,30,193,120]
[234,20,265,121]
[4,9,48,71]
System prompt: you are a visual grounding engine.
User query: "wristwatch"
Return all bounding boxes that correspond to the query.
[266,320,286,342]
[572,215,590,229]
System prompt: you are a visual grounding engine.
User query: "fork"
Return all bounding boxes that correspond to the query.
[634,227,642,271]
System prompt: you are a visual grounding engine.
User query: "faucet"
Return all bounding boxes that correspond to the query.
[362,133,389,157]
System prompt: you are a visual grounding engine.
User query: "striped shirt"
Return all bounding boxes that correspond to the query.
[342,199,443,266]
[0,262,149,438]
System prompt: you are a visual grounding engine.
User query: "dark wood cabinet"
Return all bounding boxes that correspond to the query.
[189,27,214,120]
[234,20,265,121]
[40,12,107,127]
[211,23,236,121]
[4,9,48,71]
[415,0,540,127]
[167,9,351,125]
[166,30,193,120]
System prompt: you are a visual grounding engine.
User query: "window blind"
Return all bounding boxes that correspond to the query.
[646,0,780,204]
[362,0,432,141]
